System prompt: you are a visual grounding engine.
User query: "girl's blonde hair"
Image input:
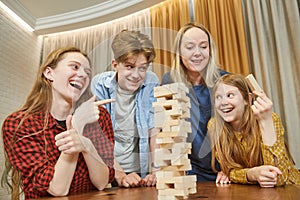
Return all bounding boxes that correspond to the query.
[209,74,263,175]
[170,22,221,87]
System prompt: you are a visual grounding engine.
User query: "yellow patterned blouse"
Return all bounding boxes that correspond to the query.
[210,113,300,185]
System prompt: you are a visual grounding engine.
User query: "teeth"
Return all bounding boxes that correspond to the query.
[222,108,233,113]
[70,81,82,90]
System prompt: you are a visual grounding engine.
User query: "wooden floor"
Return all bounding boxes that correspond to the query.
[33,182,300,200]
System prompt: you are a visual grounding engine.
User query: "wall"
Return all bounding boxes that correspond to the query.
[0,8,42,200]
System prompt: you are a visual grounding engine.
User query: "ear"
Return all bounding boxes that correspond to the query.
[111,59,118,71]
[43,66,54,82]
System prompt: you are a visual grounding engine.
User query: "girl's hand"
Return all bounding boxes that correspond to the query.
[246,165,282,187]
[251,91,273,122]
[72,95,114,134]
[55,115,90,154]
[216,171,231,184]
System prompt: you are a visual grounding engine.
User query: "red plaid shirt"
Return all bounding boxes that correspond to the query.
[2,106,115,199]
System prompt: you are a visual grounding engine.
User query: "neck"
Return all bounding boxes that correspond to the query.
[231,121,242,132]
[187,71,203,85]
[50,99,73,120]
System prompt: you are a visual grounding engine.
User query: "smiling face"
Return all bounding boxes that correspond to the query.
[43,52,91,105]
[113,53,148,92]
[214,83,248,130]
[180,27,210,77]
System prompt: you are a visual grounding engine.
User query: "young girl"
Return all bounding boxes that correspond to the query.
[2,47,115,199]
[208,73,300,187]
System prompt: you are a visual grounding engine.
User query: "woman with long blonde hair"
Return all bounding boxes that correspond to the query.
[162,22,228,181]
[209,73,300,187]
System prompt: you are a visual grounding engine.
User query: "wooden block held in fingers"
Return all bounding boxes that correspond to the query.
[246,74,263,92]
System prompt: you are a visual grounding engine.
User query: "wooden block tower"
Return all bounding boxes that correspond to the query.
[153,82,197,200]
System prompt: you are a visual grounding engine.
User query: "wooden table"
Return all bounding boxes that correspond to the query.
[35,182,300,200]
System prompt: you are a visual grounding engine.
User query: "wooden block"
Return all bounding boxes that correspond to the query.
[154,83,189,98]
[156,171,185,178]
[245,74,263,92]
[158,188,189,197]
[171,156,189,166]
[155,148,189,164]
[157,175,196,184]
[157,195,184,200]
[157,131,188,138]
[160,163,192,171]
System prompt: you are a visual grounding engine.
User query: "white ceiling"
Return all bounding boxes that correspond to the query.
[2,0,165,35]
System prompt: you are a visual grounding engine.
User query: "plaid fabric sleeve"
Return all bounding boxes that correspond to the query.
[261,113,300,185]
[229,168,255,184]
[2,112,55,196]
[84,106,115,183]
[98,106,115,183]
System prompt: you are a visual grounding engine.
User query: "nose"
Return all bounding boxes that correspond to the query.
[221,97,228,105]
[194,46,202,55]
[131,67,140,78]
[77,67,89,77]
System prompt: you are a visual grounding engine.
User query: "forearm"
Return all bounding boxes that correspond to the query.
[113,159,127,185]
[259,118,276,146]
[48,153,79,196]
[83,152,109,190]
[82,138,110,190]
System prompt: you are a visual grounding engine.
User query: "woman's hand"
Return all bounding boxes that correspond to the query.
[72,95,114,134]
[55,115,90,154]
[246,165,282,187]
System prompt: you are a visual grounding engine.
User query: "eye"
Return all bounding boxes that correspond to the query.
[184,43,195,50]
[84,68,91,76]
[227,93,234,98]
[215,95,222,101]
[125,65,134,70]
[71,65,79,70]
[138,66,148,72]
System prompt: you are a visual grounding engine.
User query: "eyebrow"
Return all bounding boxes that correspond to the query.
[69,60,91,70]
[124,61,148,66]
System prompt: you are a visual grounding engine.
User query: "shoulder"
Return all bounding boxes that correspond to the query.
[207,117,215,129]
[218,69,229,76]
[2,111,44,136]
[3,111,24,128]
[161,71,173,85]
[92,71,116,85]
[144,71,159,84]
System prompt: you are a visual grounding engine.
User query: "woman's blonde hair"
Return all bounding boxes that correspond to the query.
[209,74,263,175]
[170,22,221,87]
[1,46,92,199]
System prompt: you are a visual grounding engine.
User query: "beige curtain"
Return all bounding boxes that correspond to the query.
[242,0,300,168]
[194,0,250,75]
[42,9,151,76]
[150,0,190,81]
